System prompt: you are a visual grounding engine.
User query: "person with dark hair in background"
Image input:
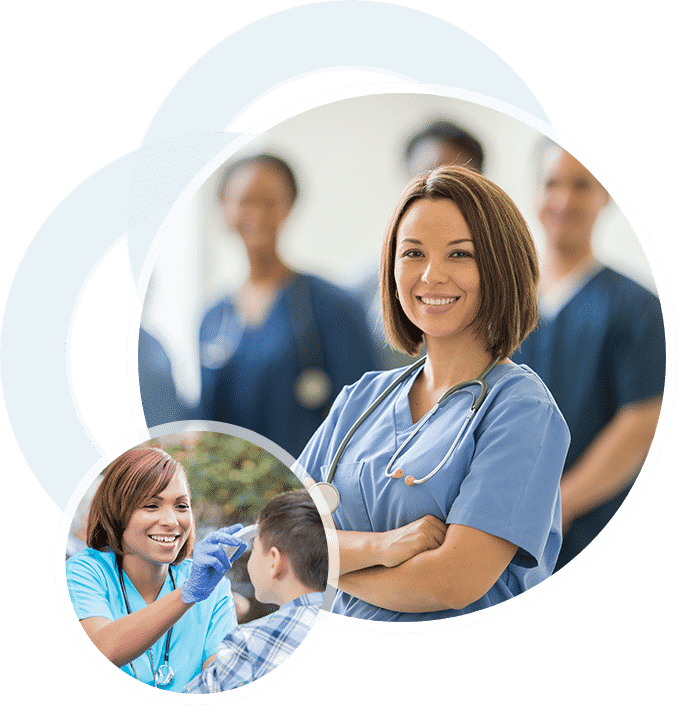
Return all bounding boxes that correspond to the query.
[198,153,376,458]
[513,141,664,570]
[404,119,485,176]
[356,119,486,369]
[185,490,327,693]
[300,166,570,622]
[66,447,248,690]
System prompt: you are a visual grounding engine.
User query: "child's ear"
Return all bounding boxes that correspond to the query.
[269,546,288,580]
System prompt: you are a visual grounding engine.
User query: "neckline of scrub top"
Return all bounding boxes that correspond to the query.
[539,256,604,321]
[118,564,177,610]
[392,359,518,438]
[233,271,299,332]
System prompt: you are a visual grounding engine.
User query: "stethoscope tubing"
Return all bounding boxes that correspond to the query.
[325,357,426,485]
[385,388,477,485]
[116,556,176,687]
[325,356,498,487]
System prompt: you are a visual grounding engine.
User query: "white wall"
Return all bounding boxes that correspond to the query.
[142,92,657,402]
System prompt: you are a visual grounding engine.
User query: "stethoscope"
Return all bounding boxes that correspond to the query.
[309,357,499,514]
[116,556,176,688]
[202,275,332,411]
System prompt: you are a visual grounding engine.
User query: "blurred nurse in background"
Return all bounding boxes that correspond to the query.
[513,141,664,569]
[198,154,376,458]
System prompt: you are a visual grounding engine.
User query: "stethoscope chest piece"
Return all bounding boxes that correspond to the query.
[295,367,332,410]
[308,481,340,514]
[154,664,174,687]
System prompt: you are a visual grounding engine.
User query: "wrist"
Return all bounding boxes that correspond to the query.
[370,531,394,567]
[179,581,203,605]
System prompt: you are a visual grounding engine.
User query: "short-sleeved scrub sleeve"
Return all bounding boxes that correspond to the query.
[448,394,570,568]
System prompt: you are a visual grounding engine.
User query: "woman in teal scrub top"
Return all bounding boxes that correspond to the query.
[66,447,245,690]
[298,166,571,621]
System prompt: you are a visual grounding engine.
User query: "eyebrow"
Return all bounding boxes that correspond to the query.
[148,494,190,501]
[399,237,473,246]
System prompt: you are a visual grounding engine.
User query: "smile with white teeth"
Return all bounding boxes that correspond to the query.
[149,535,179,543]
[420,296,459,305]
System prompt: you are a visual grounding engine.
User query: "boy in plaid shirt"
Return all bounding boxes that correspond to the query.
[185,490,327,692]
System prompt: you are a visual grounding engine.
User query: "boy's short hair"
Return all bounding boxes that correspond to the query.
[256,490,328,592]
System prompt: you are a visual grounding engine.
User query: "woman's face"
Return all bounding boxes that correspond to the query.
[121,470,192,567]
[394,198,482,348]
[221,163,294,254]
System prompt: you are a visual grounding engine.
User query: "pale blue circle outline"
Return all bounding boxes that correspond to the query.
[2,2,547,506]
[224,66,415,132]
[138,1,549,146]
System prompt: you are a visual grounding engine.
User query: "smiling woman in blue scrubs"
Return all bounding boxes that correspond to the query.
[298,166,571,621]
[66,448,244,690]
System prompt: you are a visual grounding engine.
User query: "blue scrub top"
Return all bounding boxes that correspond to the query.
[295,362,570,621]
[513,267,665,566]
[198,273,378,458]
[138,328,190,428]
[66,548,237,691]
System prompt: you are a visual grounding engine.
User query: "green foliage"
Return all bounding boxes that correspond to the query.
[158,431,301,526]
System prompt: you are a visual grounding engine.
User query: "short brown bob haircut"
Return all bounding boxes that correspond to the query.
[380,166,539,359]
[86,447,195,564]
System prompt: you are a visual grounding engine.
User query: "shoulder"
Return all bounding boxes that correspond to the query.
[66,546,113,569]
[199,295,235,336]
[301,274,364,310]
[172,558,192,581]
[594,267,660,307]
[341,365,418,404]
[66,547,115,582]
[479,363,570,440]
[487,363,565,415]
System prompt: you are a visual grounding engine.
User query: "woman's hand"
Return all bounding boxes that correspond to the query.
[181,525,248,604]
[376,515,447,567]
[335,515,447,576]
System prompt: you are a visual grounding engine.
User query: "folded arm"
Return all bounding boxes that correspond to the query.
[338,523,518,613]
[336,515,447,574]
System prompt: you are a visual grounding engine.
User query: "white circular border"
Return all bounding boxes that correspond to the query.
[128,83,677,633]
[55,421,337,700]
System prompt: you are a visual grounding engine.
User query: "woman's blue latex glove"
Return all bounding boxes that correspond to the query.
[181,524,248,603]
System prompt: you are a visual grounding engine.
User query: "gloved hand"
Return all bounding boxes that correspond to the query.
[181,525,248,603]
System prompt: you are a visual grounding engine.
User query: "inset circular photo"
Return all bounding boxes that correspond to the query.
[64,429,330,693]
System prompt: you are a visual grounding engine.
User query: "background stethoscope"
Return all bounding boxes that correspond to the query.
[202,275,332,411]
[309,357,499,514]
[116,557,175,688]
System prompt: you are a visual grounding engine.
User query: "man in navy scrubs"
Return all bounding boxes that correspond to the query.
[513,141,664,569]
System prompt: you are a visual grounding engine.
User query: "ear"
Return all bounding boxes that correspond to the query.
[268,546,289,581]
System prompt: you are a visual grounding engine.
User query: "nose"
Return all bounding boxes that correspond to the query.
[421,256,449,285]
[158,507,179,528]
[548,185,575,211]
